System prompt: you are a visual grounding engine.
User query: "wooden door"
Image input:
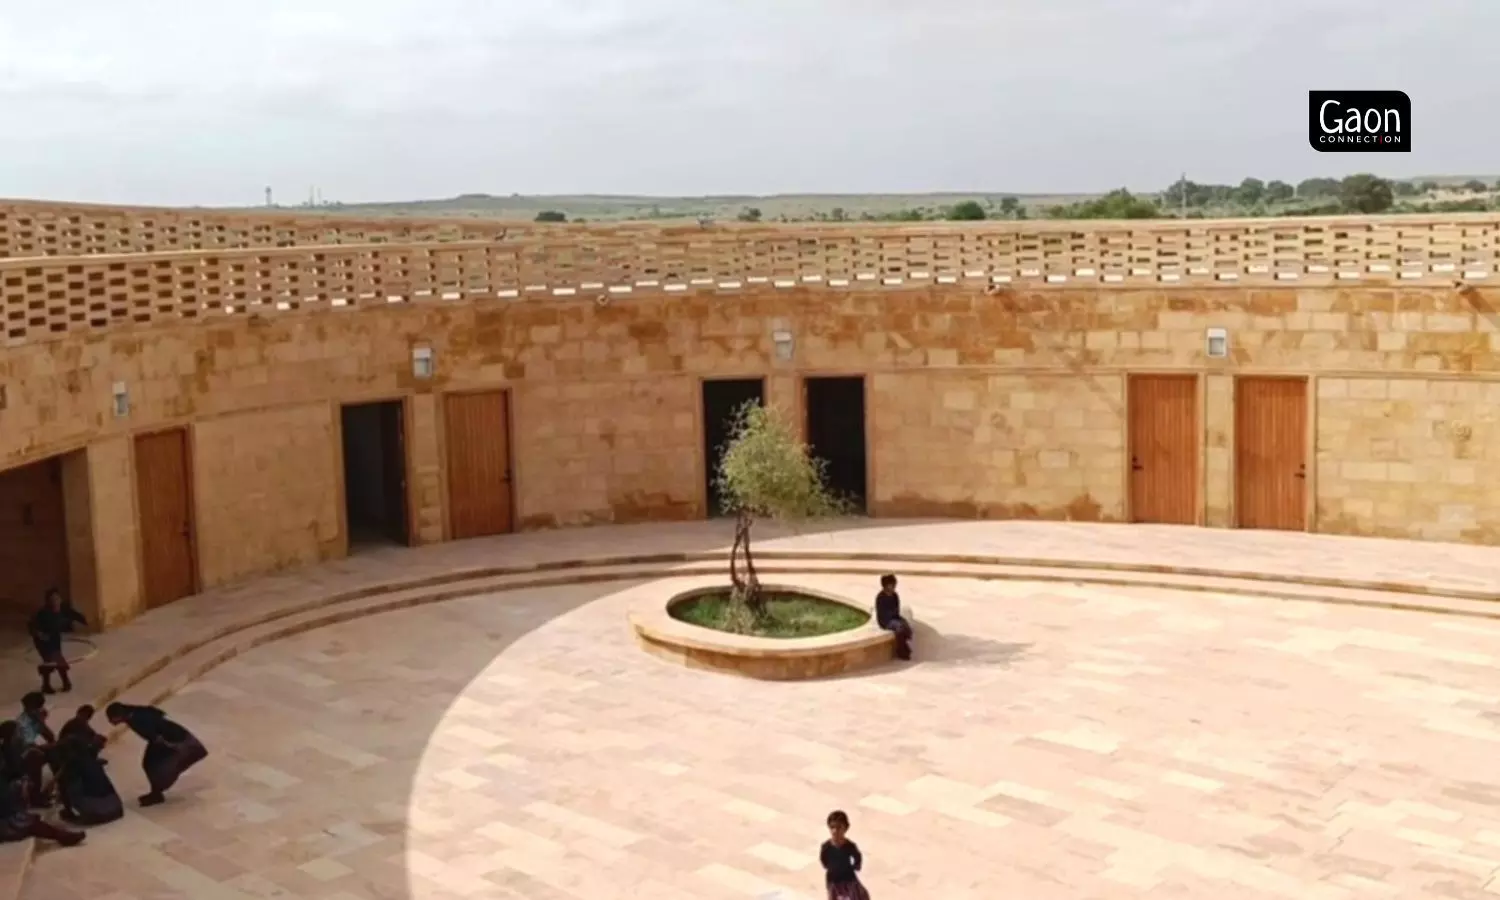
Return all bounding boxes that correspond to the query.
[445,391,514,539]
[1235,377,1308,530]
[1127,375,1199,525]
[134,429,197,609]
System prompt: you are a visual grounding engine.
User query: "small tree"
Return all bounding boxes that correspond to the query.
[716,402,846,619]
[1339,174,1394,214]
[534,210,567,223]
[947,200,987,221]
[1235,177,1266,205]
[1264,180,1295,203]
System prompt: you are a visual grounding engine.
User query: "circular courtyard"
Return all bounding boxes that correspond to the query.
[24,564,1500,900]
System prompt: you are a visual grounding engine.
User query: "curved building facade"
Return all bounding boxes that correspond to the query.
[2,201,1498,630]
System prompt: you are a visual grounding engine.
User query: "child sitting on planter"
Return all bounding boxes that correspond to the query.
[874,574,913,661]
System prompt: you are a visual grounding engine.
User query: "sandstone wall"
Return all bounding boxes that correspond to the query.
[1315,377,1500,543]
[192,404,345,588]
[512,377,701,529]
[869,371,1126,520]
[3,284,1500,627]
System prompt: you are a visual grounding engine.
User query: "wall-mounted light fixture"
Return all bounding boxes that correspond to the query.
[771,329,794,362]
[412,346,435,379]
[111,381,130,418]
[1206,327,1229,359]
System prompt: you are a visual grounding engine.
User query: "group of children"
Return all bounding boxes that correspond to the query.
[0,693,208,849]
[12,580,904,894]
[0,589,210,849]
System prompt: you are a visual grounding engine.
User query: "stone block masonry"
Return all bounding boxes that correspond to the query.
[5,277,1500,628]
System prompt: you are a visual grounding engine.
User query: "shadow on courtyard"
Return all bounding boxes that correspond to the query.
[907,622,1032,670]
[26,518,1067,894]
[801,625,1031,684]
[28,582,617,896]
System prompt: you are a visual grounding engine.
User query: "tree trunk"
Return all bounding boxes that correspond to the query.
[737,511,764,617]
[729,514,746,592]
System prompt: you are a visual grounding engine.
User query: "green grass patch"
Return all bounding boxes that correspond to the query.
[671,589,869,638]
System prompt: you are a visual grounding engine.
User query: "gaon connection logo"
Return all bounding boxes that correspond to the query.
[1309,90,1410,152]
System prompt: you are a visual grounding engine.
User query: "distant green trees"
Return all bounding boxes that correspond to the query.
[1265,180,1295,202]
[1152,173,1428,217]
[518,174,1493,226]
[1296,177,1342,199]
[1048,189,1161,219]
[1339,174,1394,214]
[947,200,987,220]
[1234,178,1265,205]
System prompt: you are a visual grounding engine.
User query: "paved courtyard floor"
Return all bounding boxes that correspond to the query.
[24,569,1500,899]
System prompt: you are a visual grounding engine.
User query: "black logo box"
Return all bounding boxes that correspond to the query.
[1309,91,1410,153]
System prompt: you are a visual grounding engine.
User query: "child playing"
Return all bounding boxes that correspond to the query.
[819,809,870,900]
[30,588,87,694]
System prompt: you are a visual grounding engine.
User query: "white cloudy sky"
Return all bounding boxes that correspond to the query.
[1,0,1495,206]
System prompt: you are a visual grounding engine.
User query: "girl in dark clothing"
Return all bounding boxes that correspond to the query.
[56,706,122,826]
[30,588,87,694]
[59,705,106,755]
[820,810,870,900]
[0,722,25,786]
[105,703,208,807]
[874,574,913,661]
[0,776,84,846]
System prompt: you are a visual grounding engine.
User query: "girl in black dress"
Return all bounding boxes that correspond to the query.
[104,703,208,807]
[30,588,87,694]
[819,809,870,900]
[57,706,123,826]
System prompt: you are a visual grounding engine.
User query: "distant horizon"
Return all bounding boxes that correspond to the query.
[12,172,1491,212]
[7,173,1500,214]
[316,174,1497,206]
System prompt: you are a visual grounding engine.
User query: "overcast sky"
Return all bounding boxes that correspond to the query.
[1,0,1495,206]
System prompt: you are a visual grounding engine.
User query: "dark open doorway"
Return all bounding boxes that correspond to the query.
[0,455,71,629]
[341,401,410,550]
[702,377,766,517]
[805,376,868,512]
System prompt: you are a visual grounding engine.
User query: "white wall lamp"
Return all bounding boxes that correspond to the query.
[771,329,794,362]
[111,381,130,418]
[1206,327,1229,359]
[412,346,435,380]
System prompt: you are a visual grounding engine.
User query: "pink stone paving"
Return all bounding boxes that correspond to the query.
[12,521,1500,898]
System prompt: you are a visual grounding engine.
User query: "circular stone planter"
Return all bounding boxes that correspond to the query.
[630,583,908,680]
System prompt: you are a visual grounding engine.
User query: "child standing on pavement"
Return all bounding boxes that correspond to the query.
[820,809,870,900]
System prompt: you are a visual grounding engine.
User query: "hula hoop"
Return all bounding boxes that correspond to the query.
[60,635,99,664]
